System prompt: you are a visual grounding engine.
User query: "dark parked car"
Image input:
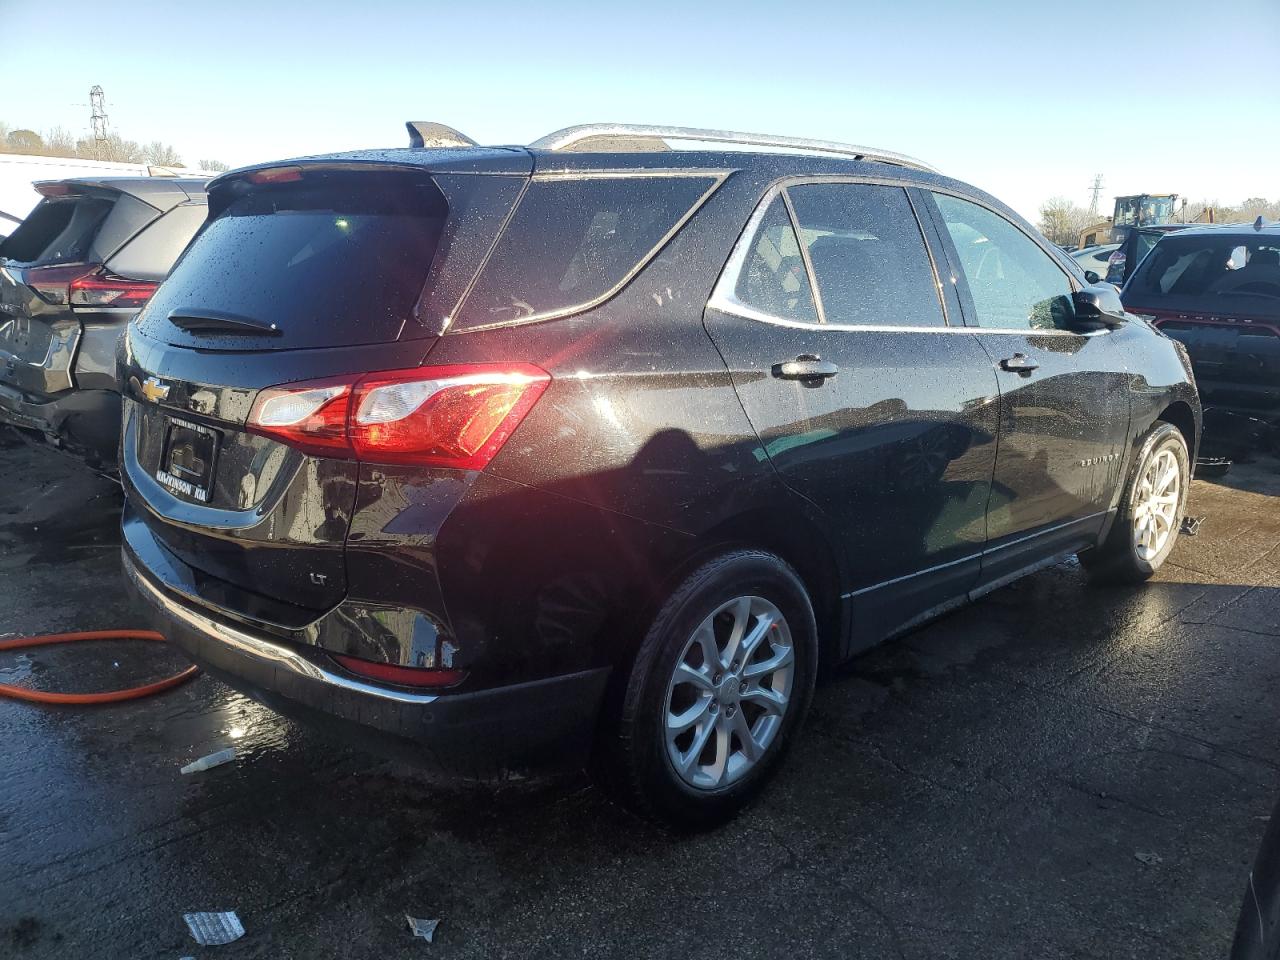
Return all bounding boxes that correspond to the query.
[0,176,208,468]
[120,122,1200,826]
[1122,221,1280,423]
[1105,222,1192,285]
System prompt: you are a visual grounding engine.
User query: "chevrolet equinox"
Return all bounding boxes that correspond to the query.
[120,122,1200,826]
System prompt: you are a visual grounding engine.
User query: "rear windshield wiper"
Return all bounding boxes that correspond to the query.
[167,309,281,336]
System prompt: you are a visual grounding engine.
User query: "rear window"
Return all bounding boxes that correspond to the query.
[137,169,447,350]
[0,195,113,265]
[1126,234,1280,319]
[454,174,719,329]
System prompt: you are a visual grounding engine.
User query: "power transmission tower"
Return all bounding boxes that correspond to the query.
[89,85,109,160]
[1088,174,1105,216]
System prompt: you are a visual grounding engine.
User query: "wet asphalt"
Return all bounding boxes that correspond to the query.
[1,428,1279,959]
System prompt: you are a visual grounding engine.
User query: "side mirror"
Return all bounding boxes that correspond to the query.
[1084,269,1101,284]
[1072,284,1127,330]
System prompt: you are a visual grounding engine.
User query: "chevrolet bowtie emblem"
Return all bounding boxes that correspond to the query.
[141,376,170,404]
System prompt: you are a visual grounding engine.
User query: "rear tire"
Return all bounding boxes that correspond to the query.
[1080,422,1190,584]
[596,550,818,829]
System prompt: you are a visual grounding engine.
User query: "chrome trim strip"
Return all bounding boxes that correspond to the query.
[707,178,1107,338]
[981,511,1108,554]
[840,512,1109,599]
[531,124,939,173]
[842,552,978,599]
[125,552,440,705]
[779,185,828,324]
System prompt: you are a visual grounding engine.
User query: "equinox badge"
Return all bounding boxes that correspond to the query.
[141,376,170,404]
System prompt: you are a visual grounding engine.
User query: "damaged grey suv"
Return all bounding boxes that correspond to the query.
[0,177,207,469]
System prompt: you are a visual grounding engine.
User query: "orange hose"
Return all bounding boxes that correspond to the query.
[0,630,200,704]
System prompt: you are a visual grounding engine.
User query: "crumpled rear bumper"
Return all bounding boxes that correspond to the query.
[0,381,120,466]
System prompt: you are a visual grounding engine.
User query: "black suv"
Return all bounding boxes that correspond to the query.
[0,177,208,468]
[1122,221,1280,425]
[120,123,1200,825]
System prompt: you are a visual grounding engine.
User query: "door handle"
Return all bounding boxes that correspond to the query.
[773,354,839,383]
[999,353,1039,375]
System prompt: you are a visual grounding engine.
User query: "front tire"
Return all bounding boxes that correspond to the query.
[1080,422,1190,584]
[597,550,818,829]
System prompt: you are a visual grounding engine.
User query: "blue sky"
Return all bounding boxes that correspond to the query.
[5,0,1277,220]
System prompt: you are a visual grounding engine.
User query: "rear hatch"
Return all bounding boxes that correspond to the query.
[0,180,201,401]
[1123,231,1280,410]
[121,158,529,615]
[1,188,115,397]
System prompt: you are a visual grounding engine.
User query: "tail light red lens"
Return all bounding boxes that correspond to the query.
[25,265,158,308]
[330,653,467,689]
[25,264,93,305]
[69,272,159,308]
[247,362,550,468]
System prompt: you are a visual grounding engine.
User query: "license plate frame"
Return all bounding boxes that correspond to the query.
[155,416,220,504]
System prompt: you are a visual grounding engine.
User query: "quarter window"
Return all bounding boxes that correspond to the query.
[787,183,945,327]
[933,194,1076,331]
[456,174,719,328]
[732,195,819,324]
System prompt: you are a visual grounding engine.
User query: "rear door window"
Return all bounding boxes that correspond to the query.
[454,174,720,329]
[728,195,819,323]
[787,183,945,327]
[136,169,447,350]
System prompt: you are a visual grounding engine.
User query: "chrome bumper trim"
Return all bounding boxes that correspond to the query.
[124,551,439,706]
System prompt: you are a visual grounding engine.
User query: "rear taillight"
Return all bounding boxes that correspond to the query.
[69,272,159,308]
[247,362,550,467]
[25,264,93,305]
[25,264,158,308]
[330,653,466,689]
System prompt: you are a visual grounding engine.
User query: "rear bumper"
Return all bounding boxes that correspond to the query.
[122,547,611,773]
[0,382,120,466]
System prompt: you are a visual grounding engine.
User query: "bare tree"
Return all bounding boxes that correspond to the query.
[1038,196,1094,247]
[198,159,231,172]
[142,141,183,167]
[44,126,77,158]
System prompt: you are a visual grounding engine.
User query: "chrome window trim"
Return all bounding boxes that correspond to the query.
[778,186,827,324]
[448,169,731,334]
[709,178,955,333]
[710,175,1104,338]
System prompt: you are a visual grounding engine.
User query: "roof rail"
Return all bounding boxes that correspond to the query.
[529,124,938,173]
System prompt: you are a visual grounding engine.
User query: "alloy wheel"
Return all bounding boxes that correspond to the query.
[664,596,795,790]
[1133,448,1180,561]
